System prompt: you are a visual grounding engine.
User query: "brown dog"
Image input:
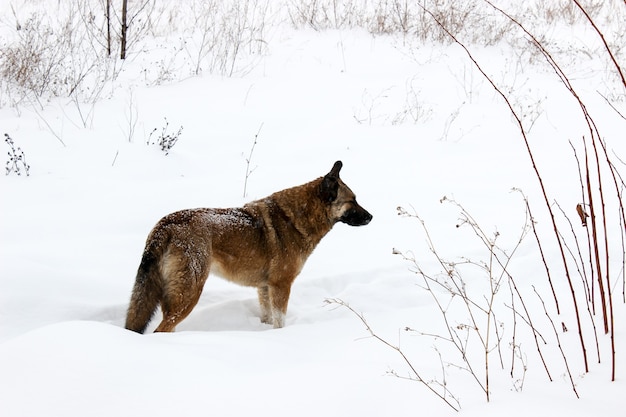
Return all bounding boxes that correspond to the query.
[125,161,372,332]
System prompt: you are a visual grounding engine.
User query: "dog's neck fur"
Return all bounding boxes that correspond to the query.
[262,177,333,248]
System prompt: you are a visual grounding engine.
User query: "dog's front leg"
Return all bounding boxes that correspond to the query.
[269,283,291,328]
[257,285,272,324]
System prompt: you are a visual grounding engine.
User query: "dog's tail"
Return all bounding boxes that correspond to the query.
[125,243,163,334]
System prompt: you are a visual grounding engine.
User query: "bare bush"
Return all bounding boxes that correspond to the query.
[328,194,559,408]
[394,199,549,402]
[286,0,514,44]
[359,1,624,405]
[287,0,366,31]
[4,133,30,176]
[183,0,271,77]
[286,0,624,48]
[147,117,183,156]
[328,0,624,407]
[0,14,68,103]
[528,0,604,26]
[0,4,122,113]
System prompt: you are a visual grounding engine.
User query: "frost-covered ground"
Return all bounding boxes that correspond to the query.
[1,1,625,416]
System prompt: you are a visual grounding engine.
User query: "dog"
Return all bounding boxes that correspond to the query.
[125,161,372,333]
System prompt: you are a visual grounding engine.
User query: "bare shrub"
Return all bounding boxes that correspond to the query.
[329,1,624,406]
[4,133,30,176]
[529,0,604,26]
[183,0,271,77]
[287,0,365,31]
[286,0,623,47]
[394,199,549,402]
[0,5,122,112]
[0,14,68,103]
[286,0,514,44]
[147,118,183,156]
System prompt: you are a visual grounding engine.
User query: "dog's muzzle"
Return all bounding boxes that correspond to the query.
[340,206,373,226]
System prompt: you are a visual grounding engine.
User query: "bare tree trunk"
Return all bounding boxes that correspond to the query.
[106,0,111,56]
[120,0,128,59]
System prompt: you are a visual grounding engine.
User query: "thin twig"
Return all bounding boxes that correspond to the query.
[554,201,601,365]
[571,0,626,89]
[325,298,461,412]
[513,188,560,313]
[243,122,263,198]
[533,287,579,399]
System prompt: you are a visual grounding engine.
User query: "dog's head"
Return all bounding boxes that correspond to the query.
[320,161,372,226]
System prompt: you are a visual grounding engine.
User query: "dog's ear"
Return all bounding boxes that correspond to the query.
[320,161,342,202]
[328,160,343,178]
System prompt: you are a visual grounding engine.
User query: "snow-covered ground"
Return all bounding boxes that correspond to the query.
[1,1,625,416]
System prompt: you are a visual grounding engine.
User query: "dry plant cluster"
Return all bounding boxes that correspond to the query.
[1,0,621,108]
[4,133,30,176]
[0,0,271,111]
[329,0,625,411]
[146,117,183,156]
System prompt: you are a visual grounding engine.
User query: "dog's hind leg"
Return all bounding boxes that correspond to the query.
[154,291,202,332]
[153,251,209,332]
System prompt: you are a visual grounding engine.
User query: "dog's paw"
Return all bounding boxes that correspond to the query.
[272,311,285,328]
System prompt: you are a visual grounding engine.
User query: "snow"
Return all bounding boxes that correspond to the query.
[1,1,625,416]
